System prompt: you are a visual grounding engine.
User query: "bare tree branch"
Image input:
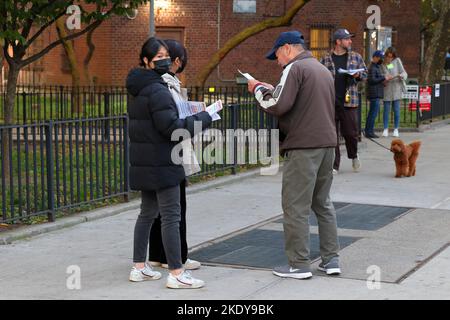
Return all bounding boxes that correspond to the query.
[24,10,67,51]
[196,0,310,86]
[21,4,119,67]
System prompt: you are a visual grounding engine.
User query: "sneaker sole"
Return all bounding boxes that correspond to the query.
[317,266,341,275]
[272,271,312,280]
[166,283,204,289]
[129,276,162,282]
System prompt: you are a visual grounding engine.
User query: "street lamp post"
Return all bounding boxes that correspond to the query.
[149,0,155,37]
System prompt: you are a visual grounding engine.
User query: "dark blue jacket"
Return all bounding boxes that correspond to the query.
[367,62,385,100]
[126,68,212,191]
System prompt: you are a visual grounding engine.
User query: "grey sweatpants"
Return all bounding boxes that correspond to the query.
[133,186,182,270]
[282,148,340,269]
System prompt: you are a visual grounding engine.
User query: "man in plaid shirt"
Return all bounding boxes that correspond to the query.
[320,29,367,173]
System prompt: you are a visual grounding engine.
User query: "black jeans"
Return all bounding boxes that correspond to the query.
[133,185,182,270]
[148,180,188,264]
[334,106,359,170]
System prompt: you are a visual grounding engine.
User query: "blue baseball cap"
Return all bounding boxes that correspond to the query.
[333,28,355,41]
[265,31,305,60]
[373,50,384,58]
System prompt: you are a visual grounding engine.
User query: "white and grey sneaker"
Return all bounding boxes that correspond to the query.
[352,155,361,172]
[382,129,389,137]
[155,259,201,270]
[318,257,341,275]
[166,270,205,289]
[272,265,312,280]
[129,263,162,282]
[184,258,201,270]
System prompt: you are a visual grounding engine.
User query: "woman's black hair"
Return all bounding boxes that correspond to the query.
[139,37,169,67]
[164,39,188,73]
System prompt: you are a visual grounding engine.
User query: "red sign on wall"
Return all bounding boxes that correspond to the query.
[408,86,432,111]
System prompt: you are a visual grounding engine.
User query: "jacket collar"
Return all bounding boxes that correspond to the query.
[285,50,314,68]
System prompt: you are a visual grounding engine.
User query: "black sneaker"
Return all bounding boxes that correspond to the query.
[365,132,379,139]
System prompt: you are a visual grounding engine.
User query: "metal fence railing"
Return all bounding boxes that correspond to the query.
[0,86,129,124]
[358,82,450,131]
[0,116,129,224]
[0,85,256,124]
[2,82,448,224]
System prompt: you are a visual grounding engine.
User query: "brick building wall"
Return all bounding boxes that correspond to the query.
[20,0,421,87]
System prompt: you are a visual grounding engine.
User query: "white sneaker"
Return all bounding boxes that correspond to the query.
[184,258,201,270]
[393,129,399,137]
[129,263,162,282]
[155,259,201,270]
[149,261,162,267]
[166,270,205,289]
[352,155,361,172]
[382,129,389,137]
[332,169,338,175]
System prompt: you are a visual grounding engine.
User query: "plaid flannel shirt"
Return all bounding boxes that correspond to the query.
[320,50,367,108]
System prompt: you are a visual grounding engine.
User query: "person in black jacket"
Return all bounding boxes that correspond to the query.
[365,50,392,138]
[126,37,212,289]
[148,39,201,271]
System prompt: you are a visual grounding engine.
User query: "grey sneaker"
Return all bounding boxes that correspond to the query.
[318,257,341,275]
[352,156,361,172]
[272,265,312,280]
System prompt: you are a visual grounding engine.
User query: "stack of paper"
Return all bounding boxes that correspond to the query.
[338,68,365,76]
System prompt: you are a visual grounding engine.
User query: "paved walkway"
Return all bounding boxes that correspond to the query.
[1,122,450,300]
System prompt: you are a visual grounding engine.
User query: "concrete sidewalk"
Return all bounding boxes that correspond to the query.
[1,122,450,300]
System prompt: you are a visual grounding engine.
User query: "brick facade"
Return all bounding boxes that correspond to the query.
[17,0,421,87]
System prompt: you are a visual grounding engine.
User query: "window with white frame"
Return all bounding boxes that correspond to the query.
[233,0,256,13]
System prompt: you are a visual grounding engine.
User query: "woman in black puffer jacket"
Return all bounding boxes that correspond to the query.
[126,37,211,289]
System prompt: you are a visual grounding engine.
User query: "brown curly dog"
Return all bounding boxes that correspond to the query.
[390,139,421,178]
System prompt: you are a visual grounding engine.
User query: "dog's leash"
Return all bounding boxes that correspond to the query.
[364,135,393,153]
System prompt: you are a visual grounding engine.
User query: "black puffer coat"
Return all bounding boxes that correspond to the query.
[126,68,212,191]
[367,62,386,100]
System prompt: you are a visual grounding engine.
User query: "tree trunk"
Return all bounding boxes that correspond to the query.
[195,0,310,86]
[56,18,82,114]
[84,28,96,86]
[1,64,20,180]
[422,0,450,84]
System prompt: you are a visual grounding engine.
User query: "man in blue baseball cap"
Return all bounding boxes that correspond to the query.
[265,30,305,61]
[365,50,393,138]
[247,30,341,280]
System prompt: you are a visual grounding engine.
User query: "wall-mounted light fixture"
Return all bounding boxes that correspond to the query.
[124,3,138,20]
[155,0,171,15]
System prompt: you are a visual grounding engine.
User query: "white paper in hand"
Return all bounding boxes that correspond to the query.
[338,68,365,76]
[238,69,255,80]
[206,100,223,121]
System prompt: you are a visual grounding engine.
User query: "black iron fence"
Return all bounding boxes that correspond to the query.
[1,116,129,224]
[0,85,255,124]
[0,86,128,124]
[2,83,449,224]
[0,98,276,224]
[359,82,450,130]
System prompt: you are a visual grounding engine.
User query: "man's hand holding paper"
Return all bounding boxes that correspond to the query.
[247,79,274,93]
